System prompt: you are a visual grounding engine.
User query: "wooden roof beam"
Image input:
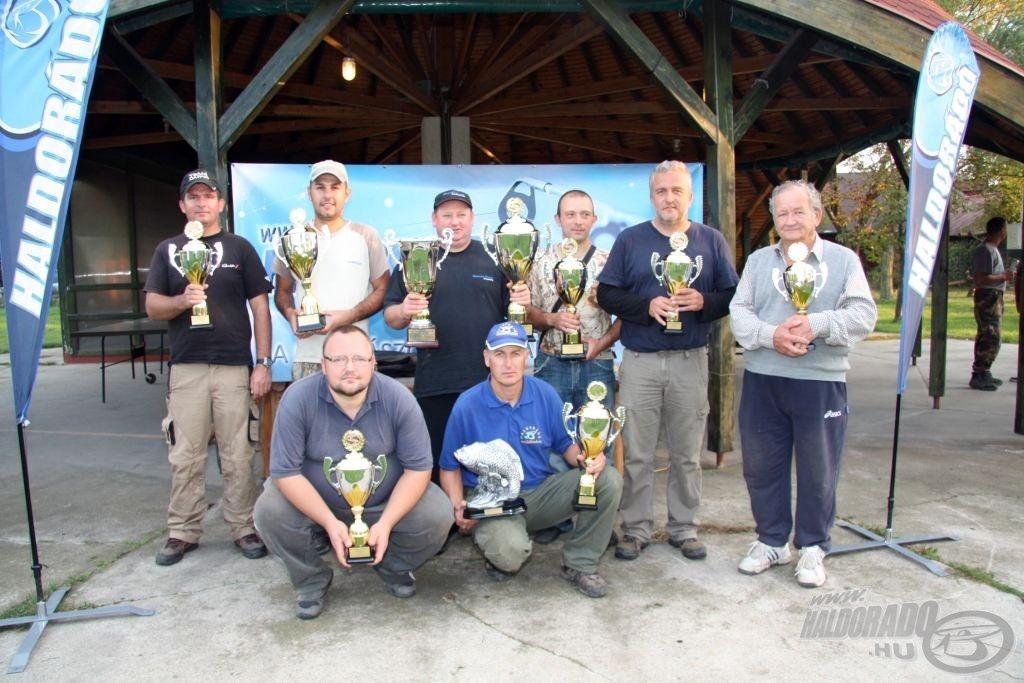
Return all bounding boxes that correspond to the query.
[734,29,819,140]
[580,0,719,142]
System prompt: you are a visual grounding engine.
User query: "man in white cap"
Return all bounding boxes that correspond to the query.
[439,322,622,598]
[275,160,390,379]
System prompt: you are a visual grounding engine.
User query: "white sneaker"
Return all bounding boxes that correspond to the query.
[795,545,827,588]
[737,540,793,575]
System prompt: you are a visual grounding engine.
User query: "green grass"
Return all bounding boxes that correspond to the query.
[873,285,1019,344]
[0,302,63,355]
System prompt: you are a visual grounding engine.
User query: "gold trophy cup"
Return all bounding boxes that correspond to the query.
[169,220,223,328]
[562,381,625,510]
[773,242,828,315]
[383,228,454,348]
[483,197,549,336]
[651,232,703,334]
[275,214,326,332]
[323,430,389,564]
[553,238,588,359]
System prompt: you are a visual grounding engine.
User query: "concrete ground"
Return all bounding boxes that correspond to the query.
[0,340,1021,680]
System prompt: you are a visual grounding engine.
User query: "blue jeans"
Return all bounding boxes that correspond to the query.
[533,349,617,471]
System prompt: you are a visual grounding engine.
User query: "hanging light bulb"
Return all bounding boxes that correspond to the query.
[341,57,357,82]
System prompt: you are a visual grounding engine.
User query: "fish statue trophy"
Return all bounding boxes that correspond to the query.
[382,227,454,348]
[168,220,223,328]
[562,381,625,510]
[323,430,388,564]
[552,238,588,359]
[482,196,550,336]
[650,232,702,334]
[274,208,327,332]
[455,438,527,520]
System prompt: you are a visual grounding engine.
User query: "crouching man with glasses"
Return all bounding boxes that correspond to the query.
[254,325,452,619]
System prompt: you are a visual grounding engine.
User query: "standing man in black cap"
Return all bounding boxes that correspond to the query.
[383,189,531,479]
[145,169,273,566]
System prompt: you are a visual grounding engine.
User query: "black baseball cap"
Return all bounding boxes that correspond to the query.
[433,189,473,210]
[179,169,222,197]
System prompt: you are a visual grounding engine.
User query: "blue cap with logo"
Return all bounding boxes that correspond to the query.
[433,189,473,210]
[485,321,528,350]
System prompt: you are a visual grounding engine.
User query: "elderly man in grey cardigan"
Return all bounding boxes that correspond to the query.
[729,179,877,589]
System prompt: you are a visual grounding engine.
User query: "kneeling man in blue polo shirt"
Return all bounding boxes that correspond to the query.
[439,322,623,598]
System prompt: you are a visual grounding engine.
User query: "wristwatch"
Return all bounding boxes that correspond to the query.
[256,357,274,368]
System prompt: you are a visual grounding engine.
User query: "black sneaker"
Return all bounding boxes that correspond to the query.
[533,526,562,544]
[155,538,197,566]
[969,374,997,391]
[296,572,333,620]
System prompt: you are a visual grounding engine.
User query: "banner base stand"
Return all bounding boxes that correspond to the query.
[0,586,154,674]
[830,519,958,577]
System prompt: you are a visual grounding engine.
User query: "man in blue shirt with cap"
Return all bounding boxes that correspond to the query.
[439,322,622,597]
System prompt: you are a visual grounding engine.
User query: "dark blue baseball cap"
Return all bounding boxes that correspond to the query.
[485,322,528,350]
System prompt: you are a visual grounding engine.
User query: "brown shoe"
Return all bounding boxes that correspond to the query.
[155,538,197,566]
[614,534,648,560]
[234,533,268,559]
[670,537,707,560]
[561,565,609,598]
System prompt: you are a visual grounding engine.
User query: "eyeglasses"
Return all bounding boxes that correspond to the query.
[322,354,373,369]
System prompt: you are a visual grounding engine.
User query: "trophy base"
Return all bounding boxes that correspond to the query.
[407,326,439,349]
[574,494,598,511]
[559,342,586,360]
[347,546,374,564]
[296,313,326,333]
[465,497,527,520]
[663,320,683,334]
[520,323,534,337]
[190,314,212,329]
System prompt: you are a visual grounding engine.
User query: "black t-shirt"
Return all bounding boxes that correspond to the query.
[144,231,272,366]
[384,239,509,397]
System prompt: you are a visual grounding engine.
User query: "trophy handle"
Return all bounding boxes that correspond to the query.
[481,223,499,265]
[381,229,403,270]
[606,406,627,445]
[561,403,577,440]
[208,242,224,275]
[371,453,389,492]
[541,223,553,251]
[322,456,337,490]
[650,253,664,282]
[272,235,289,266]
[168,244,185,276]
[689,255,704,286]
[814,262,829,298]
[436,228,454,269]
[771,267,789,299]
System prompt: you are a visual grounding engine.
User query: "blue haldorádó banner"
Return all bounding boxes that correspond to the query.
[897,22,979,395]
[1,0,111,423]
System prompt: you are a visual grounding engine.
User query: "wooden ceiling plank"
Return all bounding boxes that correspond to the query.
[457,19,603,114]
[219,0,353,153]
[470,75,651,116]
[101,26,198,148]
[473,123,648,162]
[580,0,719,142]
[734,29,818,140]
[345,25,438,113]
